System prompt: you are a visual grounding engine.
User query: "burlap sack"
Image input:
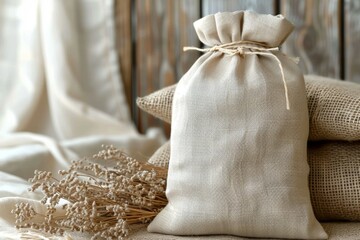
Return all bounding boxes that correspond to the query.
[149,140,360,222]
[137,75,360,141]
[148,11,326,239]
[308,141,360,221]
[136,85,175,124]
[306,75,360,141]
[136,86,173,124]
[147,140,170,168]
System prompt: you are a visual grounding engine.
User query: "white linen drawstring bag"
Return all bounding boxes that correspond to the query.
[148,11,327,239]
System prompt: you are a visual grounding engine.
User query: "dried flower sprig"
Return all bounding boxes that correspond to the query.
[12,145,168,239]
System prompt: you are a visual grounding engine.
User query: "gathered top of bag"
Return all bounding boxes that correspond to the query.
[193,11,294,47]
[186,11,296,110]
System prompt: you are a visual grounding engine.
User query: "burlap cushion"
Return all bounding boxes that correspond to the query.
[308,141,360,221]
[137,75,360,141]
[147,141,170,168]
[306,75,360,141]
[149,140,360,222]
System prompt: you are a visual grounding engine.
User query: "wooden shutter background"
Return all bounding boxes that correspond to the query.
[115,0,360,134]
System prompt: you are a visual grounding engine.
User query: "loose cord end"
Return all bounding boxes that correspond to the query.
[183,46,207,52]
[290,56,300,64]
[286,102,290,111]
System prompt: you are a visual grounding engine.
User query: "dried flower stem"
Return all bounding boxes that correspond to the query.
[12,145,168,239]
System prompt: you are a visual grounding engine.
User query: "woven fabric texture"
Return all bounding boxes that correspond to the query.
[308,141,360,221]
[130,222,360,240]
[148,141,170,168]
[137,75,360,141]
[148,11,326,239]
[136,85,175,124]
[136,85,173,124]
[149,140,360,221]
[306,75,360,141]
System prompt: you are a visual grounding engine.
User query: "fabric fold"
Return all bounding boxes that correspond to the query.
[0,1,163,238]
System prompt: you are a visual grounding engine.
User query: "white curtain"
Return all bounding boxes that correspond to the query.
[1,0,136,137]
[0,0,162,238]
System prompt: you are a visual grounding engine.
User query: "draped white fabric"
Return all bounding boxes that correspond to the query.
[0,0,162,238]
[0,0,135,137]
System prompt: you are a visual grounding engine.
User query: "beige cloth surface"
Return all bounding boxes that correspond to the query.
[131,223,360,240]
[149,11,326,239]
[2,221,358,240]
[137,75,360,141]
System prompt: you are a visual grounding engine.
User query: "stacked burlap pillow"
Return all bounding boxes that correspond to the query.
[139,74,360,221]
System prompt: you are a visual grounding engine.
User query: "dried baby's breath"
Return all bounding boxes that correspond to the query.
[12,145,168,239]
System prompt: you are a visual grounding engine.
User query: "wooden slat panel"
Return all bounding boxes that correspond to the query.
[344,0,360,82]
[114,0,132,113]
[280,0,341,78]
[135,0,200,133]
[202,0,276,16]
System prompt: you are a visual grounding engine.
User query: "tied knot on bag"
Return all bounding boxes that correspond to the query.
[183,40,299,110]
